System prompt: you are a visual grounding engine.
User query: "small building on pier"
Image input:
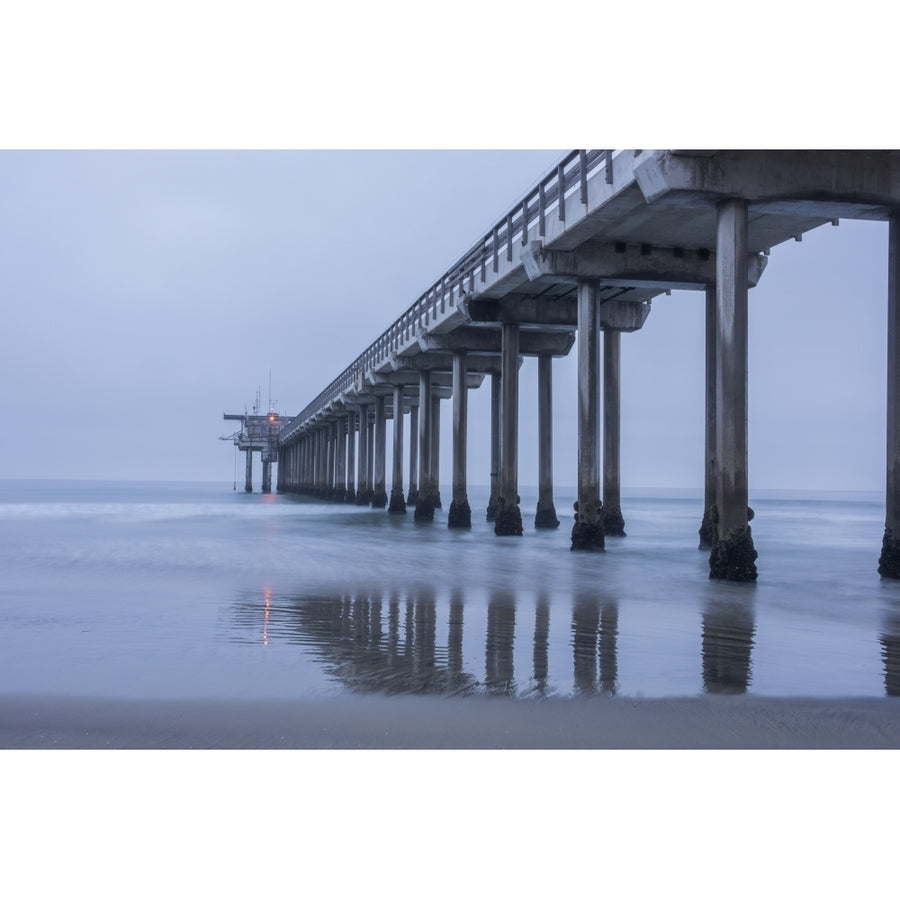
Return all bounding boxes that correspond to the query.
[222,408,285,492]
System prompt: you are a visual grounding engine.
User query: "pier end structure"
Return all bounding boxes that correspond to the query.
[223,410,283,493]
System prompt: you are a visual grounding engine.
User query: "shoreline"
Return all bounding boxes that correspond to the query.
[3,692,899,749]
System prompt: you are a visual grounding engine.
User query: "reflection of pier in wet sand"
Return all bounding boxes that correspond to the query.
[228,586,778,698]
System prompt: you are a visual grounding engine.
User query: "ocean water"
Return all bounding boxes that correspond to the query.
[2,478,899,703]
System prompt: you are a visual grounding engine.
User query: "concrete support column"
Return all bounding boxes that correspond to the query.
[572,279,604,549]
[356,404,370,505]
[495,322,523,535]
[372,395,388,508]
[880,216,900,577]
[431,394,442,509]
[244,449,253,493]
[535,354,559,528]
[414,372,435,520]
[262,459,272,494]
[335,416,347,502]
[699,285,718,549]
[367,419,375,502]
[602,328,625,536]
[709,198,757,581]
[449,352,471,528]
[327,423,336,499]
[486,371,501,520]
[345,412,356,503]
[305,435,311,493]
[389,386,407,514]
[320,428,328,497]
[407,403,419,506]
[314,430,323,495]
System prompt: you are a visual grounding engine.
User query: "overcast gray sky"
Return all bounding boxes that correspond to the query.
[0,149,890,492]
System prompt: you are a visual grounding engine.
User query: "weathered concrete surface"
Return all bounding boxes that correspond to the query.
[355,404,370,505]
[406,403,418,507]
[431,394,442,509]
[535,355,559,529]
[244,449,252,493]
[881,216,900,576]
[521,238,766,291]
[414,372,435,521]
[389,385,407,514]
[448,500,472,528]
[486,371,500,521]
[494,495,524,536]
[571,500,604,551]
[572,280,604,550]
[345,411,356,502]
[449,353,471,529]
[602,328,625,537]
[699,285,717,549]
[635,150,900,225]
[710,199,756,581]
[334,415,347,502]
[709,521,759,582]
[495,323,522,536]
[372,396,388,508]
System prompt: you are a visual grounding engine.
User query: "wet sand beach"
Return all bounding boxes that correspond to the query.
[3,693,899,749]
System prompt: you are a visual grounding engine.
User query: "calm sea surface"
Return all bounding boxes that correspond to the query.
[2,479,899,702]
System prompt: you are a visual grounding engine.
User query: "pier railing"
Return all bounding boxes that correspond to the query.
[283,149,623,441]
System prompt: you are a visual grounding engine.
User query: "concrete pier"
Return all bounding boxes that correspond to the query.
[356,404,370,505]
[534,355,559,528]
[269,150,900,576]
[372,396,388,508]
[406,403,419,507]
[880,216,900,577]
[244,450,253,493]
[389,385,407,514]
[572,280,604,550]
[495,322,523,536]
[448,352,472,528]
[262,459,272,494]
[709,198,757,581]
[486,371,501,521]
[699,285,717,549]
[602,328,625,536]
[414,371,435,520]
